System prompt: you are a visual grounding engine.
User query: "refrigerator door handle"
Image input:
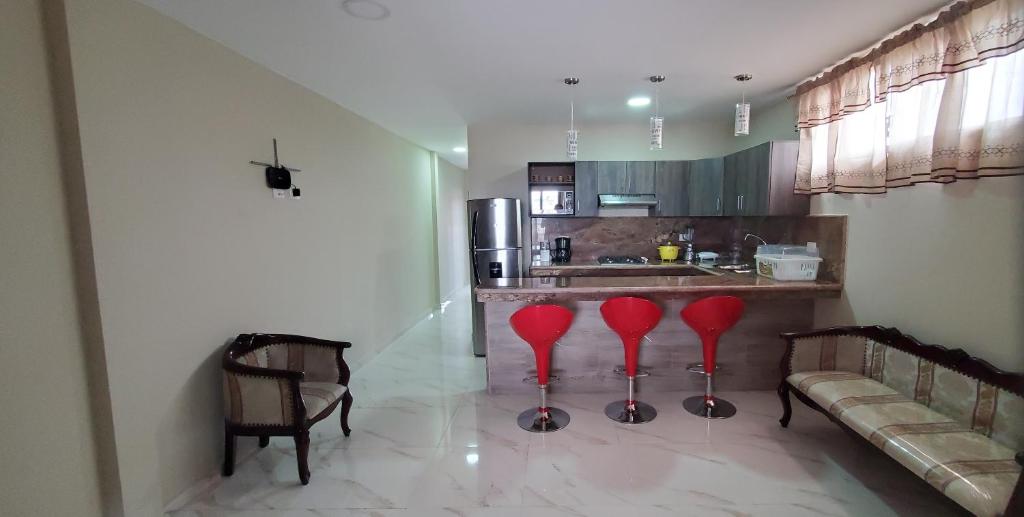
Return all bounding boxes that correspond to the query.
[471,210,480,285]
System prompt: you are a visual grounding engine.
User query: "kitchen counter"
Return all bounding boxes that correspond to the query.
[475,269,841,303]
[475,270,841,394]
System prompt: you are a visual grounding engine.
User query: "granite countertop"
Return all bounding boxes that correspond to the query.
[475,270,841,302]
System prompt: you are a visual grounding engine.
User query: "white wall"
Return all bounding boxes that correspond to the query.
[56,0,441,513]
[0,0,104,514]
[434,157,470,301]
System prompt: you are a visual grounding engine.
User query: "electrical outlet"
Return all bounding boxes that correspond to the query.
[272,189,287,199]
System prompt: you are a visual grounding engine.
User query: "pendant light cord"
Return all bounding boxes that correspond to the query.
[570,94,575,131]
[655,83,660,117]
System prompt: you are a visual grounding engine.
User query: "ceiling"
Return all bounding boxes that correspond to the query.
[137,0,950,168]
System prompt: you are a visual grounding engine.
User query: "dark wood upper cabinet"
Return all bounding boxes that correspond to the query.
[654,161,690,216]
[596,161,626,194]
[625,161,657,194]
[573,161,599,217]
[723,141,806,216]
[564,141,806,218]
[687,157,724,216]
[596,161,656,194]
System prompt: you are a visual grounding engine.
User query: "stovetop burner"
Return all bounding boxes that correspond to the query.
[597,255,648,265]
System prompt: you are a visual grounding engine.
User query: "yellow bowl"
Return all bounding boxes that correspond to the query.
[658,245,680,261]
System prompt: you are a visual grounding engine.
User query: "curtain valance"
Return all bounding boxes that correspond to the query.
[795,0,1024,194]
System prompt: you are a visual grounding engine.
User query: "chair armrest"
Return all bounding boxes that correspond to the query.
[256,334,352,385]
[222,357,305,381]
[222,368,306,426]
[260,333,352,350]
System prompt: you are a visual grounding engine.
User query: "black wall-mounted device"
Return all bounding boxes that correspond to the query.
[265,166,292,190]
[250,138,302,197]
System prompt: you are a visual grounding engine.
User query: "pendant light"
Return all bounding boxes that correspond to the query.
[649,75,665,150]
[734,74,752,136]
[564,77,580,161]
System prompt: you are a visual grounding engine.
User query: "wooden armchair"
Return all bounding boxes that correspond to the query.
[222,333,353,485]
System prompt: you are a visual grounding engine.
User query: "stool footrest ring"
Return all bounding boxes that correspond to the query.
[522,374,560,384]
[613,365,651,377]
[686,362,722,374]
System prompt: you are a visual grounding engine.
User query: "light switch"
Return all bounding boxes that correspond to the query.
[272,189,287,199]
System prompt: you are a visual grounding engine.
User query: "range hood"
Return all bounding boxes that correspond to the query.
[598,194,658,207]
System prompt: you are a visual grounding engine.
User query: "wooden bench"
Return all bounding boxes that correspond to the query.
[777,325,1023,516]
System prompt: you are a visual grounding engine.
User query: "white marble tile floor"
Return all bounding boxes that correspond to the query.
[168,290,966,517]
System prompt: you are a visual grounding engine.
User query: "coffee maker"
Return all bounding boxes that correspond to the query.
[553,236,572,263]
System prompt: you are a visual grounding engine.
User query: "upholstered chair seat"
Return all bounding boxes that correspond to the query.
[222,333,354,485]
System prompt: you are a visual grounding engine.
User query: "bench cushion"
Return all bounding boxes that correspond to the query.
[789,371,1021,517]
[300,382,347,419]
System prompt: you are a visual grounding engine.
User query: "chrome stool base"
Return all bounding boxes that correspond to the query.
[604,400,657,424]
[517,407,570,432]
[683,396,737,419]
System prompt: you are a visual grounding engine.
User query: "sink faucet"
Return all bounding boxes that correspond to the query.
[744,233,768,247]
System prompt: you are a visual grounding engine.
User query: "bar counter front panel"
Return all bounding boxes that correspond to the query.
[476,273,839,394]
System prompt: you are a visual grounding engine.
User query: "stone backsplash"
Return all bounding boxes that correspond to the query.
[532,215,847,282]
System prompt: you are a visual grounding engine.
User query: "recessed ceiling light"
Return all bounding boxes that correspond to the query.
[627,96,651,107]
[452,146,467,153]
[339,0,390,21]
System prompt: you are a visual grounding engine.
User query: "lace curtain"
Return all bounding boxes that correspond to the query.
[795,0,1024,194]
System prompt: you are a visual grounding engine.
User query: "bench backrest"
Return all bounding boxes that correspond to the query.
[789,326,1024,452]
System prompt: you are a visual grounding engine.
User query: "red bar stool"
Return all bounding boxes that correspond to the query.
[600,297,662,424]
[680,296,745,418]
[509,304,574,432]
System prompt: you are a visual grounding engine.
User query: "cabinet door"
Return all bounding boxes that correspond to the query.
[626,161,657,194]
[738,143,771,215]
[688,158,723,215]
[596,161,628,194]
[654,161,690,216]
[722,152,741,215]
[765,141,808,215]
[573,161,599,216]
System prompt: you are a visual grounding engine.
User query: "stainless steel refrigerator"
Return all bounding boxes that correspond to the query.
[467,198,523,356]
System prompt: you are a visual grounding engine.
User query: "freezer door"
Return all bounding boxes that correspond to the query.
[471,249,522,285]
[468,198,522,250]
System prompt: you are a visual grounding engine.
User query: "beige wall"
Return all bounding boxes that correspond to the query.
[813,178,1024,370]
[749,100,1024,370]
[55,0,440,513]
[0,0,104,514]
[434,157,470,301]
